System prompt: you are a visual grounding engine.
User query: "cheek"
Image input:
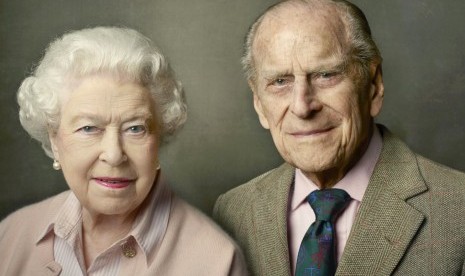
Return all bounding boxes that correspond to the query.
[59,149,98,187]
[339,94,371,152]
[322,89,363,140]
[59,135,99,163]
[261,98,289,128]
[129,139,159,172]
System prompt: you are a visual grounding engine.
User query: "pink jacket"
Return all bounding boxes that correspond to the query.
[0,191,247,276]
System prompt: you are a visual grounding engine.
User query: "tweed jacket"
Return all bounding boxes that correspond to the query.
[0,190,247,276]
[214,126,465,275]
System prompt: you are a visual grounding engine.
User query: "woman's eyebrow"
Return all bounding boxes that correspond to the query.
[69,111,154,124]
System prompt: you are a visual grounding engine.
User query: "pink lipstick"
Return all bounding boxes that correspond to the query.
[93,177,134,189]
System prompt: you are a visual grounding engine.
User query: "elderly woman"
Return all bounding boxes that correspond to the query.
[0,27,246,275]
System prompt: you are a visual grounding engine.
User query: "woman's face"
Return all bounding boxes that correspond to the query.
[50,75,160,217]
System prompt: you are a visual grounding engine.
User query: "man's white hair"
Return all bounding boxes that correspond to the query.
[242,0,382,83]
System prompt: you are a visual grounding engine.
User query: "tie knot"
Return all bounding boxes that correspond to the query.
[307,189,351,222]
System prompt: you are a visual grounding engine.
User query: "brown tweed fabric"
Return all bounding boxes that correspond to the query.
[213,126,465,276]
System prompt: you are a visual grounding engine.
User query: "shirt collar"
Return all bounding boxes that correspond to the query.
[291,126,382,211]
[130,172,172,265]
[36,192,82,244]
[36,171,172,267]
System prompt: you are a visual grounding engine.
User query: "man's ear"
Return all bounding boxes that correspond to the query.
[48,131,60,160]
[368,62,384,117]
[249,80,270,129]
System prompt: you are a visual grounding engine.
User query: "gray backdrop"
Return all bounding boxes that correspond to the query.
[1,0,464,219]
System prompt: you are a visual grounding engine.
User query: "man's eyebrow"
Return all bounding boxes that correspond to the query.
[312,59,349,73]
[261,70,293,79]
[260,60,349,79]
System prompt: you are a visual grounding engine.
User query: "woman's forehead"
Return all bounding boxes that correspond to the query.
[59,75,155,119]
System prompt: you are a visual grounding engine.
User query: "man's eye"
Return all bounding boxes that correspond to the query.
[275,79,285,85]
[127,125,146,134]
[320,72,336,78]
[317,71,341,79]
[312,71,343,87]
[272,78,290,86]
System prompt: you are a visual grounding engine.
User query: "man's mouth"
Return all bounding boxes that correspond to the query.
[290,126,334,137]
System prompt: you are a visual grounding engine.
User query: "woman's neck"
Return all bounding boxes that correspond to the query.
[81,207,139,269]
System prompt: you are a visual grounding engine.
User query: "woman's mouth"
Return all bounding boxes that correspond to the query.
[93,177,135,189]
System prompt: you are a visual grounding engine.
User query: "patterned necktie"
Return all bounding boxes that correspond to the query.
[295,189,352,276]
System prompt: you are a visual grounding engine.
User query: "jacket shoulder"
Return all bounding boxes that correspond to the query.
[214,164,289,216]
[212,163,292,237]
[0,191,69,275]
[0,191,69,236]
[173,196,240,246]
[154,195,247,275]
[217,168,275,205]
[417,155,465,192]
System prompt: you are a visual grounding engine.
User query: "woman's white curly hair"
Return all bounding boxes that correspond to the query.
[17,26,187,158]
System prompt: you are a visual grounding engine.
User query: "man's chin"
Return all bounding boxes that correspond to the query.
[291,159,337,174]
[285,152,341,176]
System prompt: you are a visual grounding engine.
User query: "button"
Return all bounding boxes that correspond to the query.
[121,240,137,258]
[45,261,62,274]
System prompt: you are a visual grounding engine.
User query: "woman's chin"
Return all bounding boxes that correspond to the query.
[83,200,138,218]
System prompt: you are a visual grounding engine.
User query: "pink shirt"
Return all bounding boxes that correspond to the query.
[38,173,171,276]
[288,127,382,274]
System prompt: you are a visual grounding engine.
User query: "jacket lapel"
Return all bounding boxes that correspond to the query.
[36,233,62,276]
[337,127,427,275]
[253,163,294,276]
[33,193,67,276]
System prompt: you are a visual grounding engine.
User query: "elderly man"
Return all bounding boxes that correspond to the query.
[213,0,465,275]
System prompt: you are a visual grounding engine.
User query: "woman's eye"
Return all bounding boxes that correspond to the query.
[78,126,99,133]
[127,125,146,134]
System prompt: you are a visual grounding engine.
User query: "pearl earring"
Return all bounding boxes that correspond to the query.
[52,160,61,170]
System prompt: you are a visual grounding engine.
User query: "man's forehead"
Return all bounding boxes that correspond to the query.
[259,0,341,29]
[252,4,348,67]
[253,1,347,49]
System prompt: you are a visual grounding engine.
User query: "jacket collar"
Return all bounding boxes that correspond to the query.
[34,192,70,276]
[336,126,427,275]
[251,125,427,276]
[253,163,294,275]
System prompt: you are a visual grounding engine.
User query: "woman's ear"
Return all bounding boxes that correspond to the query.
[48,131,60,161]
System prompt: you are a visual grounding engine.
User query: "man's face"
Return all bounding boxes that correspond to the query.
[251,8,383,186]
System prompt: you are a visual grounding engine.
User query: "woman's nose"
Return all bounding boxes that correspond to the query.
[99,129,127,166]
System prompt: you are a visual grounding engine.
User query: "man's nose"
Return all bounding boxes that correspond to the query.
[99,130,126,166]
[290,79,322,118]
